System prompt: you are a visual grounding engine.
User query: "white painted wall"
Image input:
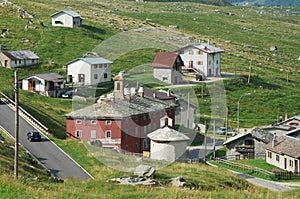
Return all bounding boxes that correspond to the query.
[266,151,300,173]
[153,67,172,84]
[150,140,187,162]
[52,13,81,28]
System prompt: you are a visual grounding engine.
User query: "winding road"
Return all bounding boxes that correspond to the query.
[0,100,93,179]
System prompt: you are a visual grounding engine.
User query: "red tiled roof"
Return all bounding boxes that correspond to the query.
[152,52,181,68]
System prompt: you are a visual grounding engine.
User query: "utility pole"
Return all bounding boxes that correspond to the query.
[225,107,228,140]
[14,70,19,180]
[203,121,207,163]
[213,120,216,160]
[247,59,252,84]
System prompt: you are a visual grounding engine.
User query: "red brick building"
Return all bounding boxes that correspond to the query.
[65,75,178,153]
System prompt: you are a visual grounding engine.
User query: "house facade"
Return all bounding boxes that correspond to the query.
[51,10,83,28]
[67,57,112,86]
[0,50,39,69]
[176,42,224,77]
[266,135,300,173]
[152,52,183,84]
[65,76,178,153]
[22,73,66,97]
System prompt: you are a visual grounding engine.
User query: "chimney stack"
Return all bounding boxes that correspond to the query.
[113,75,125,100]
[272,133,277,148]
[138,87,144,98]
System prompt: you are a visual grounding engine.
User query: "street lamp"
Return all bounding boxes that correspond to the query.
[237,93,251,134]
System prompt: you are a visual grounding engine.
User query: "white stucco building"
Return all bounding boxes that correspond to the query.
[67,57,112,86]
[51,10,83,28]
[147,126,190,162]
[176,42,224,77]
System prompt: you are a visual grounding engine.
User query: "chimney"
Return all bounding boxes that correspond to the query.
[272,133,277,148]
[167,89,171,97]
[285,112,288,120]
[208,39,210,45]
[138,87,144,97]
[113,75,125,100]
[153,91,156,98]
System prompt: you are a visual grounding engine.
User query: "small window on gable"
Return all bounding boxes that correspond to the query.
[76,119,82,124]
[106,120,112,125]
[198,50,203,54]
[163,77,168,81]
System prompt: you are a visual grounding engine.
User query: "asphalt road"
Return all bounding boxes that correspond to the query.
[0,102,93,180]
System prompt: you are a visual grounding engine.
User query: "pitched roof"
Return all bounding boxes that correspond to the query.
[65,95,177,119]
[147,126,190,141]
[178,43,224,54]
[151,52,183,68]
[223,132,251,145]
[24,72,64,81]
[278,115,300,125]
[265,135,300,158]
[51,10,81,18]
[143,88,175,100]
[2,50,39,60]
[67,57,113,65]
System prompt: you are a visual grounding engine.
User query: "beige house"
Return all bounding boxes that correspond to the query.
[266,135,300,173]
[152,52,184,84]
[0,50,39,69]
[51,10,83,28]
[176,41,224,77]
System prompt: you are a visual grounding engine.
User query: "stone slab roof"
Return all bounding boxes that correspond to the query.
[65,95,177,119]
[2,50,39,60]
[265,135,300,158]
[24,72,64,82]
[147,126,190,141]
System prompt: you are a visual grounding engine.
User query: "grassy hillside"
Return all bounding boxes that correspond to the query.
[226,0,300,6]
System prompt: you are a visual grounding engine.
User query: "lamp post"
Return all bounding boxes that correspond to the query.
[237,93,251,134]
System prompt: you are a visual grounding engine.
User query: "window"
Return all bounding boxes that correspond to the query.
[19,60,21,64]
[189,50,193,55]
[94,74,98,79]
[91,120,97,125]
[135,127,139,136]
[116,82,120,90]
[276,155,280,162]
[106,130,111,139]
[290,160,293,167]
[32,59,35,63]
[197,50,203,54]
[76,119,82,124]
[15,60,17,65]
[106,120,112,125]
[125,145,129,151]
[216,60,219,65]
[197,61,203,65]
[104,73,108,79]
[91,130,96,139]
[99,64,102,68]
[163,77,168,81]
[135,143,139,151]
[75,130,82,138]
[144,126,147,134]
[143,139,147,149]
[270,152,272,159]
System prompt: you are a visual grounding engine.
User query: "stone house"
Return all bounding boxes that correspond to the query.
[51,10,83,28]
[147,125,190,162]
[64,75,178,153]
[152,52,184,84]
[0,50,39,69]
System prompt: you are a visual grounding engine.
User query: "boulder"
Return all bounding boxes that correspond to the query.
[171,176,186,187]
[134,165,155,177]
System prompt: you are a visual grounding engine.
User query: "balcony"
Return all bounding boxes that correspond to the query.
[235,144,254,152]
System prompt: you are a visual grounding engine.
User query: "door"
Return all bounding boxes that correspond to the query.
[174,76,178,84]
[209,69,212,76]
[216,68,219,77]
[284,158,287,169]
[78,74,85,84]
[4,60,8,67]
[189,61,193,68]
[295,160,298,173]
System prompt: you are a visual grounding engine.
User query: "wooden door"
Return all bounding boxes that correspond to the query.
[295,160,298,173]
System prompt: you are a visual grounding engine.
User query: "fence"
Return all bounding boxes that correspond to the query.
[273,171,300,180]
[215,158,274,178]
[0,92,49,133]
